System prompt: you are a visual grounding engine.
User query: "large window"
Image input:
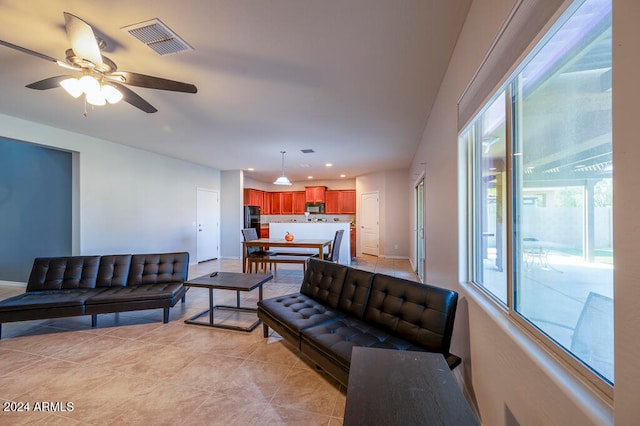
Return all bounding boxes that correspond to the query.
[462,0,613,388]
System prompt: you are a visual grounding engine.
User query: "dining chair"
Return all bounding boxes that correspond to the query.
[241,228,275,273]
[325,229,344,263]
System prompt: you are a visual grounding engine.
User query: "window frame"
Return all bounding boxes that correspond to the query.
[461,0,613,399]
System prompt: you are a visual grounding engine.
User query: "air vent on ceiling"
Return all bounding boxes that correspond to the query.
[122,19,193,55]
[301,149,315,154]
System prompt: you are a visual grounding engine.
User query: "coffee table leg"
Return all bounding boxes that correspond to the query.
[209,288,214,325]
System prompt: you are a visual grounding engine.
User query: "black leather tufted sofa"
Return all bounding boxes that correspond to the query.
[257,258,460,386]
[0,252,189,339]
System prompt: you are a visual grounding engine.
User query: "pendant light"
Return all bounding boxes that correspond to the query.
[273,151,292,185]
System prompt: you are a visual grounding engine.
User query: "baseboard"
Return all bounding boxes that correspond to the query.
[0,280,27,288]
[452,362,482,423]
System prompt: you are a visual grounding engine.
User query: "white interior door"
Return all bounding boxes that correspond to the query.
[197,188,219,262]
[360,191,379,256]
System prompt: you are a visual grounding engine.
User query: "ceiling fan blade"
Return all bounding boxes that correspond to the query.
[26,75,73,90]
[109,81,158,113]
[63,12,104,67]
[0,39,59,63]
[107,71,197,93]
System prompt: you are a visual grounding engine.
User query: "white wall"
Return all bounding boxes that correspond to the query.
[0,113,220,263]
[611,0,640,421]
[410,0,630,424]
[356,169,410,258]
[221,170,244,259]
[383,169,410,259]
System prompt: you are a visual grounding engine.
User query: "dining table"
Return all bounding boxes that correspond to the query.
[241,238,332,273]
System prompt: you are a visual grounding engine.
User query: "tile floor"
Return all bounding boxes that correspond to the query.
[0,256,418,425]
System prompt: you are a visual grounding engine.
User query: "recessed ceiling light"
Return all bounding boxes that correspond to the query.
[307,176,313,179]
[325,163,333,167]
[247,168,255,171]
[340,174,346,178]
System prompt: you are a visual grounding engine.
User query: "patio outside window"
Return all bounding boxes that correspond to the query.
[462,0,613,387]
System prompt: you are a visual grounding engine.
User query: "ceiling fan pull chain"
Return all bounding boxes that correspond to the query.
[83,96,88,117]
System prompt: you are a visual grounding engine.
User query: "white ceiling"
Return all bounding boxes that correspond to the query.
[0,0,471,184]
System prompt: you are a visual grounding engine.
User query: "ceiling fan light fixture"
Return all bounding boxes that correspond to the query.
[273,151,293,186]
[86,91,106,106]
[79,75,100,96]
[102,84,123,104]
[60,77,83,98]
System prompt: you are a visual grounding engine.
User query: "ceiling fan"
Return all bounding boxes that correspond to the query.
[0,12,197,113]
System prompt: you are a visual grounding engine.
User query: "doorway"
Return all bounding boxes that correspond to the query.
[360,191,379,256]
[415,179,425,281]
[196,188,220,262]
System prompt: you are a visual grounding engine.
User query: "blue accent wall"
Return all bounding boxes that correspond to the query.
[0,137,72,282]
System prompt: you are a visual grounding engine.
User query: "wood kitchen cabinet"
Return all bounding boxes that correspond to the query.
[305,186,327,203]
[270,192,282,214]
[271,192,294,214]
[326,190,356,214]
[341,190,356,214]
[350,226,356,259]
[293,191,306,214]
[325,190,341,214]
[253,188,354,215]
[281,192,294,214]
[243,188,264,207]
[262,191,271,214]
[260,227,269,238]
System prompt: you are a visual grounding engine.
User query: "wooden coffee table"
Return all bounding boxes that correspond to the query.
[183,272,273,332]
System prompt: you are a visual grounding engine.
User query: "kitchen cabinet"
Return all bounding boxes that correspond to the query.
[244,188,272,213]
[293,191,306,214]
[260,227,269,238]
[271,192,294,214]
[281,192,294,214]
[326,190,356,214]
[263,191,271,214]
[270,192,282,214]
[325,191,340,214]
[258,188,354,215]
[243,188,264,207]
[305,186,326,203]
[342,190,356,214]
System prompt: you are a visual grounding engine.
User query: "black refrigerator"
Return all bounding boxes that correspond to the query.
[244,206,261,236]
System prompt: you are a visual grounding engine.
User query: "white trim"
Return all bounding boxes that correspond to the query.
[458,0,573,131]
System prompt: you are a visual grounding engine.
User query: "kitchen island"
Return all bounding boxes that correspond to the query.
[269,222,351,264]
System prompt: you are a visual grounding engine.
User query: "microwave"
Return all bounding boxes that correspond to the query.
[305,202,325,214]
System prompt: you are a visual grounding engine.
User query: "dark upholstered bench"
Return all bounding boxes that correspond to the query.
[257,258,460,386]
[0,252,189,339]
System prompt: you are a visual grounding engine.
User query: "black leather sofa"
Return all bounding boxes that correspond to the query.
[0,252,189,339]
[257,258,460,386]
